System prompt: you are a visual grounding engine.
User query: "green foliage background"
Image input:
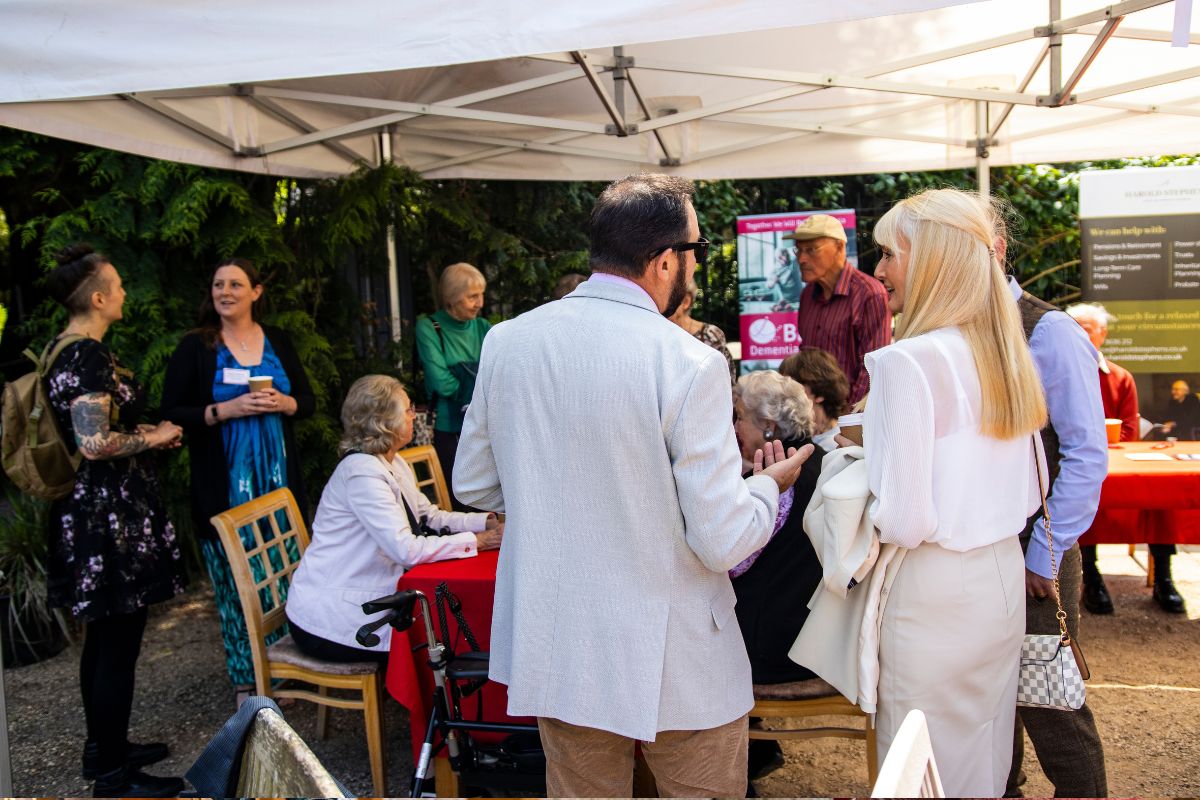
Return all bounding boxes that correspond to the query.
[1,126,1196,581]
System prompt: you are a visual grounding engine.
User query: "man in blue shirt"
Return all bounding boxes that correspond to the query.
[1006,275,1109,798]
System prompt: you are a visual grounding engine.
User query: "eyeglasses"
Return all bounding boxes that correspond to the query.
[652,237,710,266]
[793,242,830,258]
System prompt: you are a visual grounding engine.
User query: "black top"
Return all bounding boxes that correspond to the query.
[1161,393,1200,440]
[732,436,823,684]
[46,338,184,620]
[160,326,315,537]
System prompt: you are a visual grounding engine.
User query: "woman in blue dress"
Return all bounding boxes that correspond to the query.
[162,258,315,704]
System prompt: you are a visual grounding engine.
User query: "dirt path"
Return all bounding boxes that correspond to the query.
[756,544,1200,797]
[5,544,1199,797]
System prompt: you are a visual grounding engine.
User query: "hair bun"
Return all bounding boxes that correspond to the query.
[55,243,95,267]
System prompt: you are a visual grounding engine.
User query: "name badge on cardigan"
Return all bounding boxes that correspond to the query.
[221,367,251,385]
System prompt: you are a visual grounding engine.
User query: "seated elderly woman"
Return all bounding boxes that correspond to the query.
[286,375,503,662]
[730,370,824,780]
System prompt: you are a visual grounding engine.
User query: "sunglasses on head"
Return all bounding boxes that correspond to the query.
[651,237,710,266]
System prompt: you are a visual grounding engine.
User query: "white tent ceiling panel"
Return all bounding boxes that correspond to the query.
[0,0,1196,181]
[0,0,974,102]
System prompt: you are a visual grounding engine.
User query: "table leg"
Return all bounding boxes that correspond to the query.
[434,756,459,798]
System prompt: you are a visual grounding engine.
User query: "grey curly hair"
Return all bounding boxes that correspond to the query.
[338,374,410,456]
[734,370,813,442]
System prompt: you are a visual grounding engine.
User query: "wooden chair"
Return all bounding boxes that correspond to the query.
[870,709,943,798]
[236,707,344,797]
[210,488,387,796]
[398,444,451,508]
[751,678,878,785]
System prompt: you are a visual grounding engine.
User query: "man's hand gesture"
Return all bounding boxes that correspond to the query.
[753,440,815,493]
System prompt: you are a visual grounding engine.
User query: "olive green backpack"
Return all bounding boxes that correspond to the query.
[1,334,86,500]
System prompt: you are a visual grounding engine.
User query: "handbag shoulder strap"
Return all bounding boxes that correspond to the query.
[1031,434,1071,644]
[430,318,446,352]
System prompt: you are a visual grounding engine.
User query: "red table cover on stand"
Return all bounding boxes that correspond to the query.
[1078,442,1200,545]
[384,550,531,765]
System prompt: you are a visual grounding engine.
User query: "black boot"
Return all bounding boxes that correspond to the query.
[83,741,169,779]
[1153,579,1186,614]
[91,764,185,798]
[747,738,785,781]
[1082,575,1114,615]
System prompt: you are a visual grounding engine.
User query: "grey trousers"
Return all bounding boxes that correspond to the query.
[1006,544,1108,797]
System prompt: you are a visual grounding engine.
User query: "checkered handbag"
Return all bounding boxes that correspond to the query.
[1017,633,1086,710]
[1017,435,1089,711]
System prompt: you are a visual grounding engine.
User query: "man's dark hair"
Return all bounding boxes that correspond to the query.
[779,347,850,421]
[589,174,694,278]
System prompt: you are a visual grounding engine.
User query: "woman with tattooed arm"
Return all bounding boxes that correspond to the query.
[44,244,186,798]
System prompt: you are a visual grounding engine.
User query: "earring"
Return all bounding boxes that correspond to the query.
[764,429,774,440]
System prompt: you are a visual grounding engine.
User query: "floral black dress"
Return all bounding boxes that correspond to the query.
[45,338,184,622]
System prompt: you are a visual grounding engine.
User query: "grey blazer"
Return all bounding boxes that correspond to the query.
[455,277,779,741]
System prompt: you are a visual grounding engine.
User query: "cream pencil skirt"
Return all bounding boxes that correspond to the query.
[876,536,1026,797]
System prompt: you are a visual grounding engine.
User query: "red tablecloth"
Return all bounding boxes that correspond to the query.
[384,550,531,764]
[1078,441,1200,545]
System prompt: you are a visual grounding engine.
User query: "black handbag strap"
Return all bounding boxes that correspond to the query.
[425,318,446,407]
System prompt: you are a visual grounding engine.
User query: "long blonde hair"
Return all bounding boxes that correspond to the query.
[874,188,1046,439]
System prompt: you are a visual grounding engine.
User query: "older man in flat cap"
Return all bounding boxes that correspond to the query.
[786,215,891,404]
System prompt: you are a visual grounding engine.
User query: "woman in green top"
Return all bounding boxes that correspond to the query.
[416,262,491,508]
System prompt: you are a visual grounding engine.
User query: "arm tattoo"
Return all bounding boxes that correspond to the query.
[70,393,148,460]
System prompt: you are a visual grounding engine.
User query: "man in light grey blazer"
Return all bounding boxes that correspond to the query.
[455,174,813,797]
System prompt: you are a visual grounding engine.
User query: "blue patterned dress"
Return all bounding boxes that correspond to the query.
[199,336,299,686]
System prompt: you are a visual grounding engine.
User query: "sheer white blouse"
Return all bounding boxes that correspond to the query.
[863,327,1042,551]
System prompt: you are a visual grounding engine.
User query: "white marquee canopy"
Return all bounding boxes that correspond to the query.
[1,0,1196,182]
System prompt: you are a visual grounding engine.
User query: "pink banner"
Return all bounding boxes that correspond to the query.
[739,311,803,361]
[736,208,856,373]
[736,211,857,236]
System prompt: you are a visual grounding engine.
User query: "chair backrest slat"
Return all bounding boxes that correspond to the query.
[398,445,451,509]
[210,488,311,680]
[870,709,944,798]
[236,708,342,797]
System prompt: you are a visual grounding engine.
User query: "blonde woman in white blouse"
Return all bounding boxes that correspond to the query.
[867,189,1046,796]
[286,375,502,661]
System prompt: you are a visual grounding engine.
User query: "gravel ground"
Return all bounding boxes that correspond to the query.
[4,589,414,797]
[5,544,1199,797]
[755,544,1200,798]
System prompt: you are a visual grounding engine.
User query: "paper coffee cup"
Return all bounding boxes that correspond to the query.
[1104,418,1121,444]
[837,412,864,446]
[248,375,273,392]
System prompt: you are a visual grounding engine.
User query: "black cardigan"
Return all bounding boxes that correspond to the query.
[732,436,824,684]
[160,326,315,538]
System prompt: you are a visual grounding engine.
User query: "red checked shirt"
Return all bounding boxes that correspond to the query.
[796,263,892,404]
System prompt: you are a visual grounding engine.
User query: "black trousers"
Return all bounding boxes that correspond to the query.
[289,618,388,665]
[80,606,149,772]
[1082,542,1175,580]
[433,429,473,511]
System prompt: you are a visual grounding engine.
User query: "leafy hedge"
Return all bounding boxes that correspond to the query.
[1,127,1196,561]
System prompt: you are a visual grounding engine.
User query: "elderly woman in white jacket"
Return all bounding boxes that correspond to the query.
[286,374,503,662]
